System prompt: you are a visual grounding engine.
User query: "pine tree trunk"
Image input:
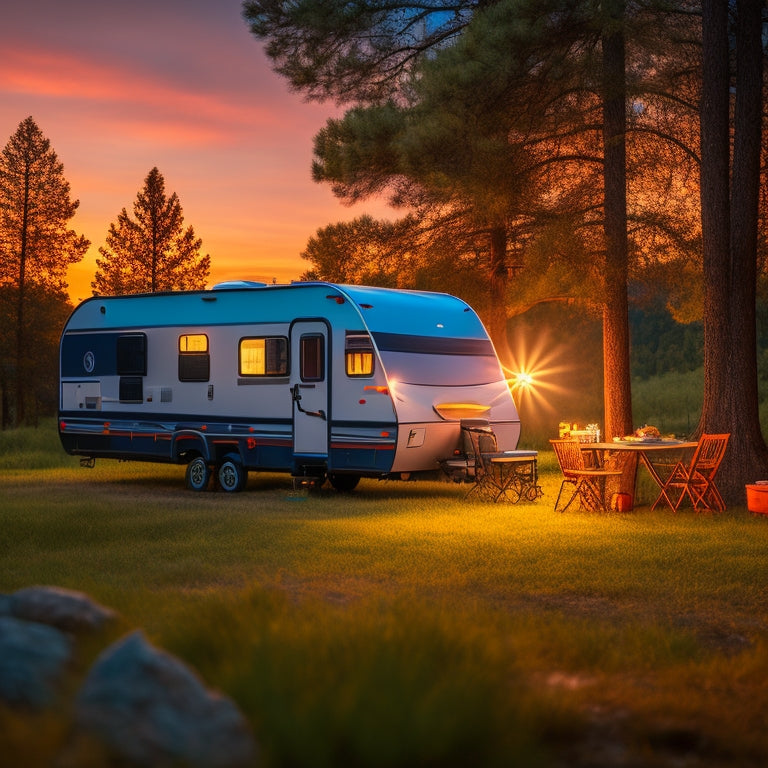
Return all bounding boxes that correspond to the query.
[699,0,731,439]
[722,0,767,500]
[14,163,31,427]
[0,369,9,430]
[698,0,768,504]
[601,0,633,439]
[488,224,511,364]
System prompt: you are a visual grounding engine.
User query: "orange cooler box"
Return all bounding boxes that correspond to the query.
[746,484,768,515]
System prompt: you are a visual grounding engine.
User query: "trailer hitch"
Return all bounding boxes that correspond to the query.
[291,383,326,420]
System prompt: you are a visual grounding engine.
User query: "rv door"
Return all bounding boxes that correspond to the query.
[290,320,329,459]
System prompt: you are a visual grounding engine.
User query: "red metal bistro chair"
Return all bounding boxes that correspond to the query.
[550,439,622,512]
[651,433,730,513]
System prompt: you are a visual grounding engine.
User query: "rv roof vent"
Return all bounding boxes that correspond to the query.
[211,280,267,290]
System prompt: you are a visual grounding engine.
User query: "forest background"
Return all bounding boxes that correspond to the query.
[1,1,767,473]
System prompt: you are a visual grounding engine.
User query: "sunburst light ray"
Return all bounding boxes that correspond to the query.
[502,328,575,416]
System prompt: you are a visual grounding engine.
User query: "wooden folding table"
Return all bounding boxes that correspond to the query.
[580,440,697,510]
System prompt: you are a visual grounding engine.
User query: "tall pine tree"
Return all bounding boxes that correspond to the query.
[246,0,701,438]
[93,167,210,295]
[698,0,767,502]
[0,116,89,426]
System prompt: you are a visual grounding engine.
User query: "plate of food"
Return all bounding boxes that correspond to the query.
[614,426,664,443]
[635,425,661,440]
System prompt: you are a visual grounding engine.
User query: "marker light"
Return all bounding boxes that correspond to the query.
[433,403,491,420]
[364,385,389,394]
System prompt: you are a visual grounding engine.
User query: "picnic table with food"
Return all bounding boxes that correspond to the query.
[579,426,725,511]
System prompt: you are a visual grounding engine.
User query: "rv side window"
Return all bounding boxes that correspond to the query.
[119,377,143,403]
[300,335,325,382]
[345,332,374,377]
[239,337,288,376]
[178,334,210,382]
[116,334,147,376]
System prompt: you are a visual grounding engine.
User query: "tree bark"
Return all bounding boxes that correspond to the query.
[698,0,768,503]
[601,0,633,439]
[488,224,511,363]
[14,152,31,426]
[700,0,731,438]
[722,0,767,500]
[0,366,9,430]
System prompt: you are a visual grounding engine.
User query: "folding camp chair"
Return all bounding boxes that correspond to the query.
[437,420,496,490]
[550,438,623,512]
[463,423,502,501]
[651,433,730,513]
[439,420,541,503]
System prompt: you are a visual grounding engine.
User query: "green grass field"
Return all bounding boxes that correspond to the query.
[2,423,768,767]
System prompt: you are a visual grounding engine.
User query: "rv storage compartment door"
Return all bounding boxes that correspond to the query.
[62,381,102,411]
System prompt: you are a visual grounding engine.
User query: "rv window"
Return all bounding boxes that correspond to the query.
[239,337,288,376]
[119,376,143,403]
[116,334,147,376]
[179,334,208,353]
[178,334,210,382]
[345,333,374,377]
[300,335,324,382]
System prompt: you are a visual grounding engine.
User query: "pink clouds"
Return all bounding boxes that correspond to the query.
[1,44,290,146]
[0,0,387,302]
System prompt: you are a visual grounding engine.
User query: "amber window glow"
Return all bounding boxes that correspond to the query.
[240,337,288,376]
[179,334,208,352]
[345,333,374,377]
[347,352,373,376]
[178,334,210,382]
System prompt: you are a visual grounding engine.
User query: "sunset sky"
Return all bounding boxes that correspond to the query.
[1,0,388,303]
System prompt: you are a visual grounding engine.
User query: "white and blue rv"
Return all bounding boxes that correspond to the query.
[58,281,521,491]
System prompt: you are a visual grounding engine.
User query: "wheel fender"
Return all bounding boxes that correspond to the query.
[173,430,211,463]
[220,450,244,466]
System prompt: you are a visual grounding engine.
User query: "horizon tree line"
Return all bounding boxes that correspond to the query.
[0,116,210,427]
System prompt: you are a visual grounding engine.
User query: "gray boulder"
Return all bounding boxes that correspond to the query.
[9,585,116,632]
[75,630,258,768]
[0,615,73,708]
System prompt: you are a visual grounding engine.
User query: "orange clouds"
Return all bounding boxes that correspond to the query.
[0,0,390,305]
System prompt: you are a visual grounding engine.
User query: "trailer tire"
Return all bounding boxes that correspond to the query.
[185,456,211,492]
[217,455,246,493]
[329,473,360,492]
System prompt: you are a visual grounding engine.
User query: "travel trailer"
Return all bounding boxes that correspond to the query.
[58,282,521,492]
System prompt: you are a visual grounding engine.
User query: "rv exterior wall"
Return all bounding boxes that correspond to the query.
[58,283,520,487]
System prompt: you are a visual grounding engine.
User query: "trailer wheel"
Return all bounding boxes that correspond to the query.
[217,455,246,492]
[185,456,211,491]
[329,473,360,492]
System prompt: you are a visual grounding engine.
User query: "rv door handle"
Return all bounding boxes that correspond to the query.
[291,383,326,420]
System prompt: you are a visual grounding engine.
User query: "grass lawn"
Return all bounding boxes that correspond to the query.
[2,423,768,767]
